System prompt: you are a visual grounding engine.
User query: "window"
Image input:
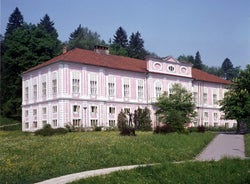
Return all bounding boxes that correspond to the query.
[155,82,161,98]
[25,87,29,101]
[72,72,80,94]
[168,65,175,72]
[204,122,208,127]
[137,80,143,99]
[109,120,116,126]
[90,74,97,95]
[73,119,81,127]
[193,92,198,104]
[169,87,174,97]
[33,109,37,116]
[204,112,208,121]
[108,76,115,97]
[52,106,57,113]
[91,106,97,114]
[91,119,98,127]
[42,120,47,126]
[25,110,28,117]
[214,123,218,127]
[123,78,130,98]
[213,94,218,105]
[42,107,47,115]
[109,107,115,114]
[42,82,46,97]
[214,112,218,122]
[25,122,29,129]
[203,93,207,104]
[52,119,58,127]
[124,108,130,114]
[73,105,80,113]
[52,72,57,95]
[33,121,37,128]
[33,84,37,100]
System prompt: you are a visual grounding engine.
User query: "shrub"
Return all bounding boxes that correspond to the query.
[197,125,206,133]
[35,124,68,136]
[154,124,172,134]
[94,126,102,131]
[65,122,77,132]
[120,127,136,136]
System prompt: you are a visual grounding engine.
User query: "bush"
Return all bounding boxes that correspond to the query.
[120,126,136,136]
[35,124,68,136]
[154,124,172,134]
[94,126,102,131]
[197,125,206,133]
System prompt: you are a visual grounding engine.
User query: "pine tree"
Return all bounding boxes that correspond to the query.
[128,32,147,60]
[193,51,203,69]
[5,7,24,36]
[113,27,128,48]
[38,14,58,38]
[221,58,235,80]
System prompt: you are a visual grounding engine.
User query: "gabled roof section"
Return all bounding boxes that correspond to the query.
[23,48,147,74]
[192,68,232,85]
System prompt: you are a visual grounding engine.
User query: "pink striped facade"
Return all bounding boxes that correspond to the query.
[22,55,236,131]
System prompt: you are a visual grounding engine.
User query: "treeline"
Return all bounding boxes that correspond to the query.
[0,7,240,119]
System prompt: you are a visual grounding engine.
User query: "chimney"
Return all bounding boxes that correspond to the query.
[94,45,109,55]
[62,45,67,54]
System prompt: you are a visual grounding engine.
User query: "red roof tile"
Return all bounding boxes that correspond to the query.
[24,48,231,85]
[192,68,231,85]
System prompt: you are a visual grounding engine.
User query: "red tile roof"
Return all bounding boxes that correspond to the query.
[192,68,231,85]
[24,48,231,85]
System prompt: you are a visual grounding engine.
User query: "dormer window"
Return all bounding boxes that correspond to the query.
[168,65,175,72]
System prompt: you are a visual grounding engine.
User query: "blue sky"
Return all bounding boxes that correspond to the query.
[1,0,250,68]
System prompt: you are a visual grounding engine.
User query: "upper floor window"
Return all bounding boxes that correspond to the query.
[108,76,115,97]
[91,106,97,114]
[213,94,218,105]
[42,82,46,97]
[33,109,37,116]
[109,107,115,114]
[123,78,130,98]
[193,92,198,104]
[42,107,47,115]
[72,72,80,94]
[203,93,207,104]
[52,72,57,95]
[90,74,97,96]
[33,84,37,100]
[155,81,162,98]
[73,105,80,114]
[25,110,28,117]
[25,87,29,101]
[213,112,218,122]
[168,65,175,72]
[204,112,208,120]
[137,80,144,99]
[52,106,57,113]
[169,87,174,97]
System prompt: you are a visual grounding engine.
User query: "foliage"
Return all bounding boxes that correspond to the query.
[133,107,152,131]
[34,124,68,136]
[155,83,196,132]
[94,126,102,131]
[245,134,250,157]
[128,31,147,60]
[120,127,136,136]
[38,14,58,38]
[5,7,24,36]
[76,159,250,184]
[113,26,128,48]
[177,55,194,64]
[0,131,215,183]
[117,109,128,131]
[67,24,106,50]
[197,125,206,133]
[1,9,61,118]
[193,51,203,69]
[220,65,250,132]
[153,124,173,134]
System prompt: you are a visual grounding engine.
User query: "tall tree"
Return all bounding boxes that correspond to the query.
[38,14,58,38]
[155,83,196,132]
[5,7,24,36]
[128,32,147,60]
[68,24,105,50]
[193,51,203,69]
[133,107,152,131]
[177,55,194,64]
[221,58,239,80]
[220,65,250,133]
[113,27,128,48]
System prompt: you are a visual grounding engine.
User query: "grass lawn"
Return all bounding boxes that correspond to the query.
[0,131,214,184]
[73,159,250,184]
[245,133,250,157]
[0,116,21,131]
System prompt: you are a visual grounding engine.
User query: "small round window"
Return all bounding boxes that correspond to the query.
[168,65,175,72]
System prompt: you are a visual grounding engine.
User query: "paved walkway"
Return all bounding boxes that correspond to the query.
[36,133,246,184]
[196,133,245,161]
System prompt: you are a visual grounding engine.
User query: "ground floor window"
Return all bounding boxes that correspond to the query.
[109,120,116,127]
[91,119,98,127]
[214,122,218,127]
[204,122,208,127]
[42,120,47,127]
[53,119,58,127]
[73,119,81,127]
[33,121,37,128]
[225,123,229,128]
[25,122,29,129]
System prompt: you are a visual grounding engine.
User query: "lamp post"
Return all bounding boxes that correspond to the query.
[83,106,87,132]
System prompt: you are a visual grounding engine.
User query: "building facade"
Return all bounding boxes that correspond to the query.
[21,47,236,131]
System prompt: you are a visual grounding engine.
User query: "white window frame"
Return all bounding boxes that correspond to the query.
[25,87,29,101]
[109,107,115,115]
[73,119,81,127]
[108,76,115,97]
[72,71,80,94]
[155,81,162,98]
[33,84,37,100]
[52,72,57,96]
[137,80,144,99]
[89,73,97,96]
[193,92,198,104]
[42,107,47,115]
[73,105,80,114]
[203,93,208,105]
[52,119,58,127]
[90,119,98,127]
[213,93,218,105]
[42,82,46,97]
[204,112,208,121]
[109,120,116,127]
[52,106,57,114]
[91,106,97,114]
[123,78,130,98]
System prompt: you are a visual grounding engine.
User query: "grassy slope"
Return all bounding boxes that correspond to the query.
[0,131,214,184]
[245,133,250,157]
